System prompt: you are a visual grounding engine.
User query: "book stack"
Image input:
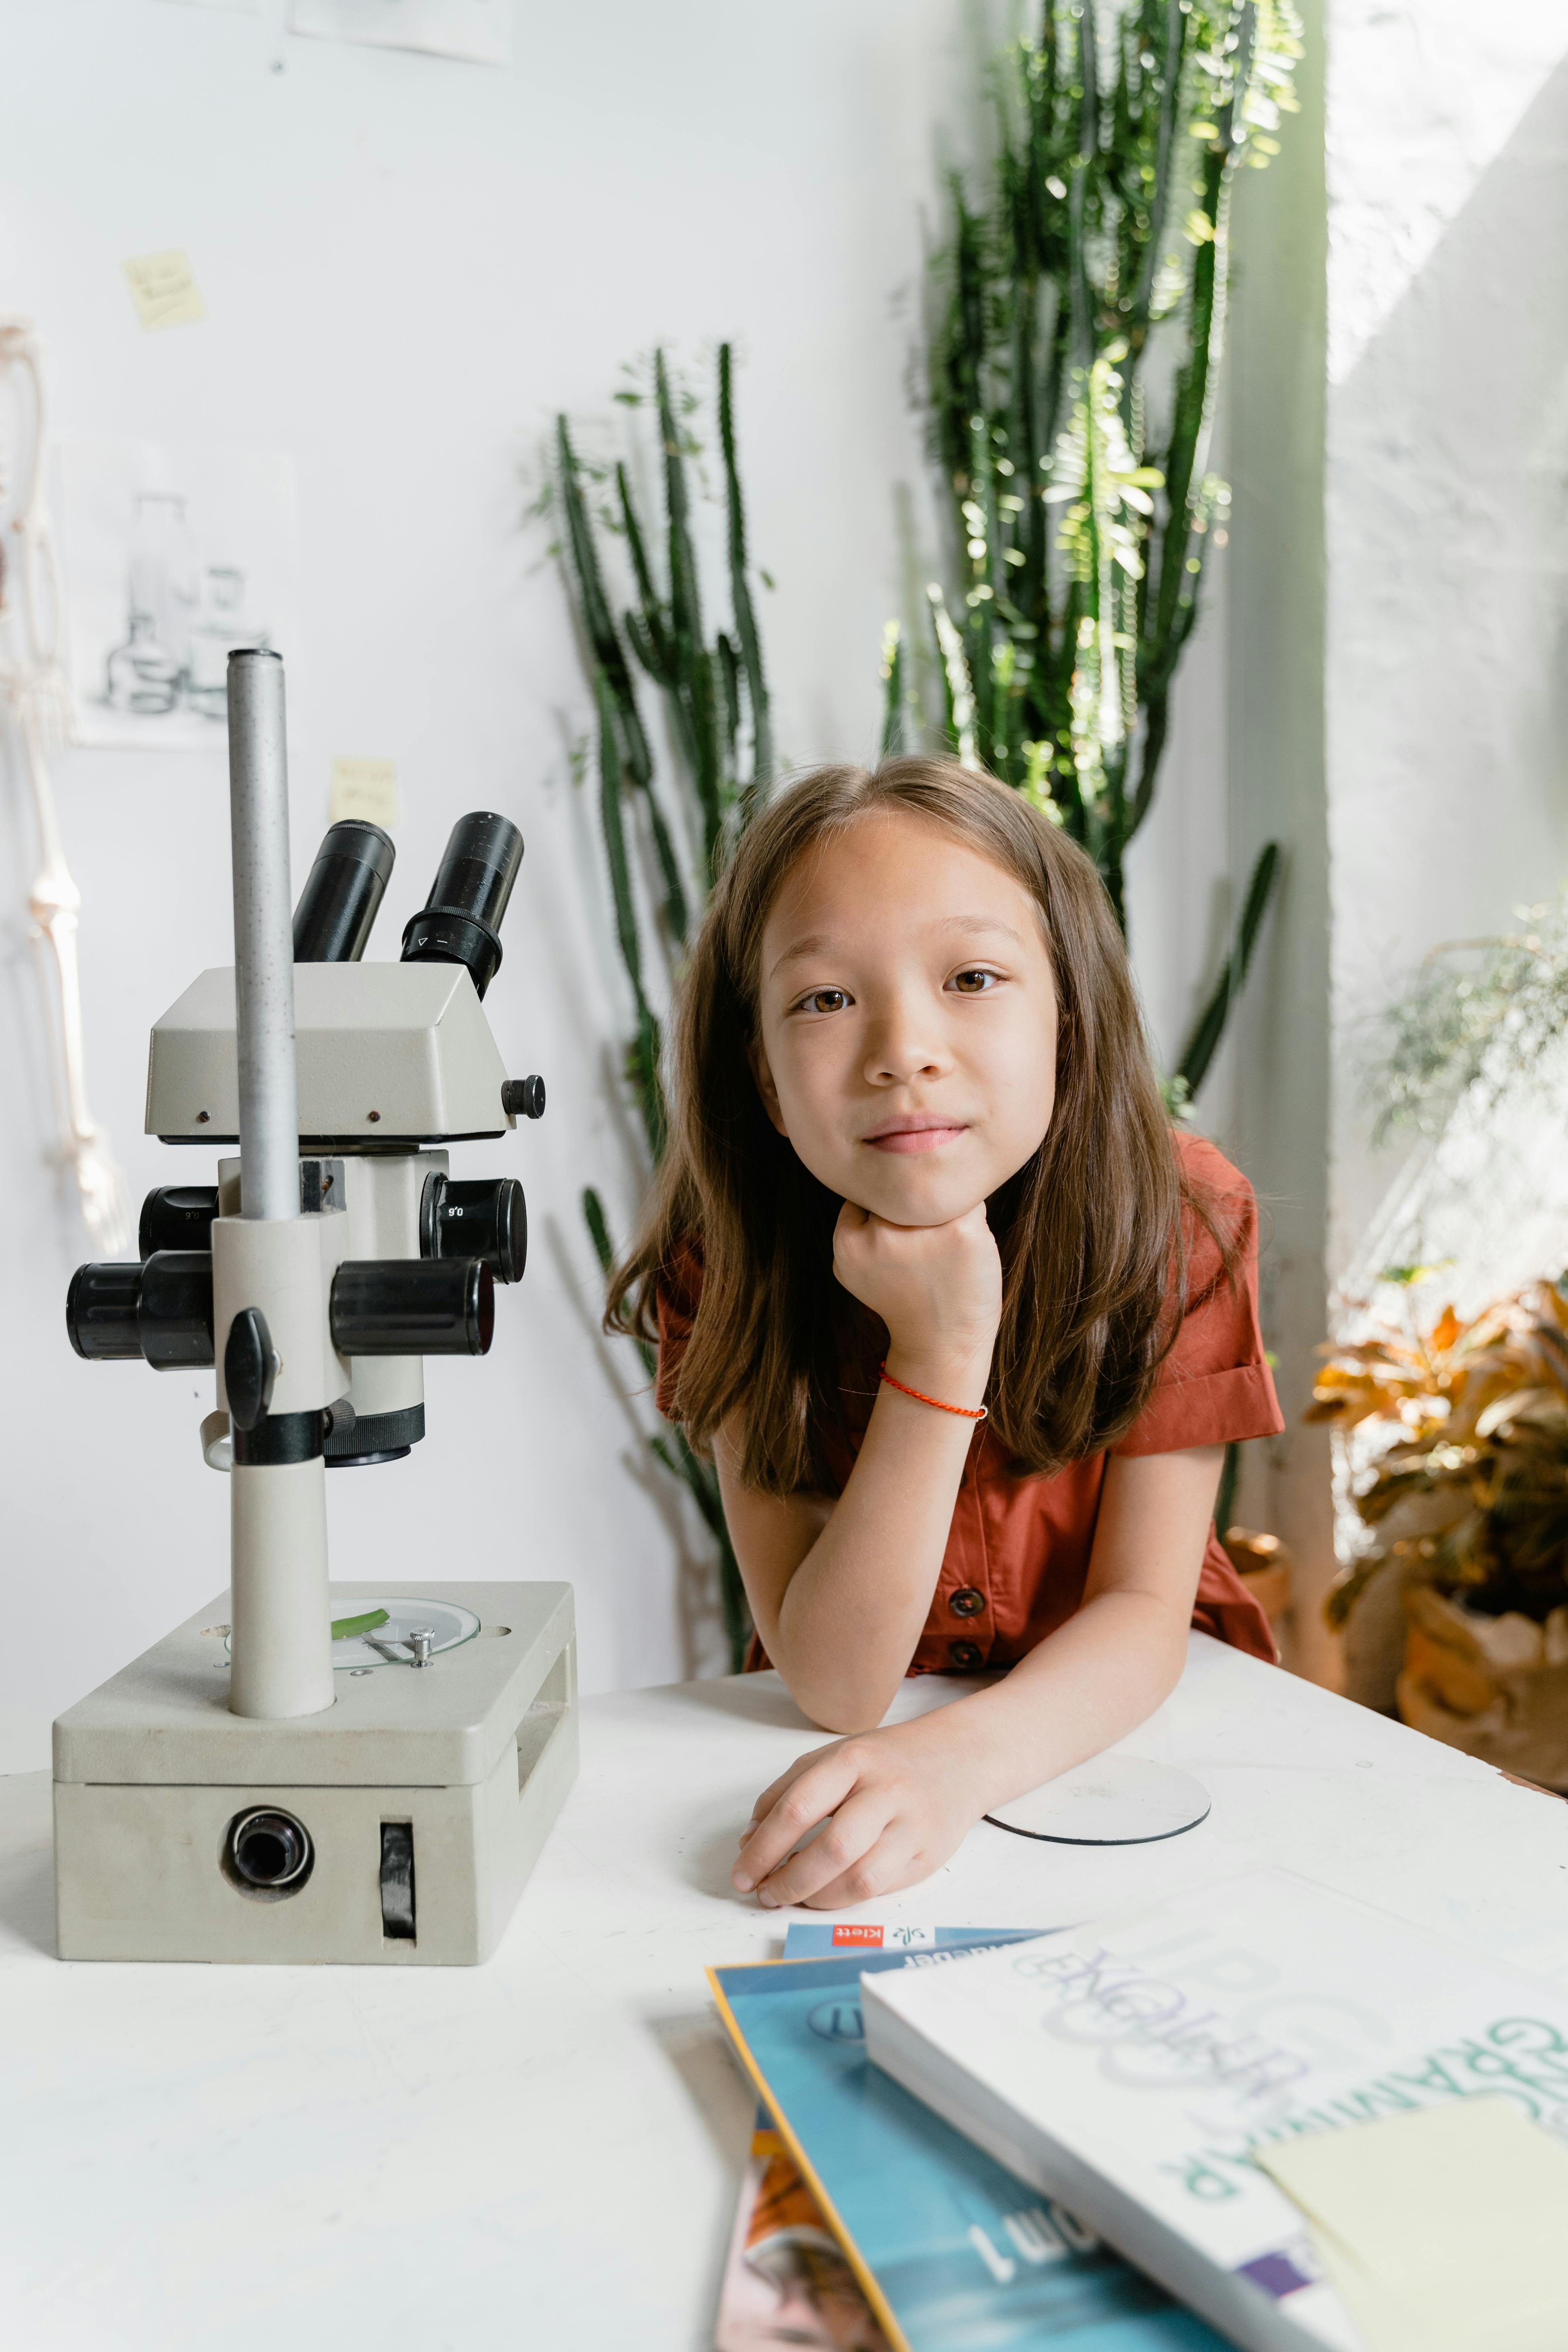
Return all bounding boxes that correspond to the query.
[711,1872,1568,2352]
[709,1922,1231,2351]
[860,1869,1568,2352]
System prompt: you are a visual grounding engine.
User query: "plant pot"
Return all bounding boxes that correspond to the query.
[1337,1551,1408,1715]
[1222,1527,1293,1640]
[1333,1488,1474,1716]
[1397,1584,1568,1790]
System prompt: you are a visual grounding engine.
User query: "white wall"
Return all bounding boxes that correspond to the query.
[1146,0,1568,1683]
[1213,0,1568,1680]
[0,0,979,1768]
[1225,0,1333,1676]
[1326,3,1568,1265]
[0,0,1260,1767]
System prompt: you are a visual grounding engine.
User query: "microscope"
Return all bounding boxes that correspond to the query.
[51,650,578,1965]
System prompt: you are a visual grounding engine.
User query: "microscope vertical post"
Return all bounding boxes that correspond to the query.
[220,649,336,1720]
[229,651,300,1221]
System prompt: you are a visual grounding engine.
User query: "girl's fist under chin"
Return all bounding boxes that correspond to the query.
[831,1197,1002,1382]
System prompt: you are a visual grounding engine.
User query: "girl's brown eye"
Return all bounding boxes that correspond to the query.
[800,989,848,1015]
[951,968,998,994]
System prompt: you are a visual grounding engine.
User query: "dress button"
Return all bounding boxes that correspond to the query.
[948,1639,983,1669]
[948,1587,985,1618]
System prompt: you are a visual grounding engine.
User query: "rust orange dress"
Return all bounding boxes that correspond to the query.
[655,1131,1284,1672]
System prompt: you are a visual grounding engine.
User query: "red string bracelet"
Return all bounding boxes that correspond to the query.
[878,1362,988,1420]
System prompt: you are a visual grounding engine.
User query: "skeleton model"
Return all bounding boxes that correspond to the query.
[0,317,130,1252]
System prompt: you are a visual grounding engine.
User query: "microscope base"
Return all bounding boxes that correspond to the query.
[52,1582,577,1967]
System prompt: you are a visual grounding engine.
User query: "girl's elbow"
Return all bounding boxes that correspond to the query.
[786,1673,900,1738]
[812,1701,889,1737]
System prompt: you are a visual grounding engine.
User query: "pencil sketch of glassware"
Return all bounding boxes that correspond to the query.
[104,608,178,714]
[104,491,197,713]
[187,564,267,718]
[59,441,299,751]
[104,498,266,720]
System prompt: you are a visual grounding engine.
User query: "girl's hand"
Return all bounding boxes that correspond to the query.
[832,1198,1001,1395]
[731,1715,991,1909]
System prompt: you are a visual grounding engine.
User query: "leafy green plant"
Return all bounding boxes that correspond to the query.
[908,0,1302,1098]
[1310,1281,1568,1629]
[545,346,771,1671]
[1366,904,1568,1145]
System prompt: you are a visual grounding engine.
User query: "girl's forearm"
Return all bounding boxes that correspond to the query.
[772,1346,989,1732]
[924,1587,1191,1809]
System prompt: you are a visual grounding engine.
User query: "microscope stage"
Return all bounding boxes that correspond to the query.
[53,1583,578,1967]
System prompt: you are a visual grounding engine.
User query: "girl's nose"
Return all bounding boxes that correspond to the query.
[862,992,950,1086]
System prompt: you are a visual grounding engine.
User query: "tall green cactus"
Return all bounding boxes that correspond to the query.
[550,346,772,1672]
[914,0,1303,1094]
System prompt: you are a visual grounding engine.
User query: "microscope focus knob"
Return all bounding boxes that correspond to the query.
[225,1307,279,1433]
[501,1075,545,1121]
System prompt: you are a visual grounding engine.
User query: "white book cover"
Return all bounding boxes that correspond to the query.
[862,1867,1568,2352]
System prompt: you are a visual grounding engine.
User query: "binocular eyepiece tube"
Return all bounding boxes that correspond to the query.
[288,808,524,1001]
[292,820,397,963]
[400,812,524,1001]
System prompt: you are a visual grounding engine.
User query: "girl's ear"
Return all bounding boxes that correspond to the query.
[748,1034,789,1137]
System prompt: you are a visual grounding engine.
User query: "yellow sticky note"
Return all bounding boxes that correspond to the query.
[1255,2098,1568,2352]
[330,757,400,832]
[121,250,207,331]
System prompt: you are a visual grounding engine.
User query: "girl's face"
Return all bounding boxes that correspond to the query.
[752,810,1058,1228]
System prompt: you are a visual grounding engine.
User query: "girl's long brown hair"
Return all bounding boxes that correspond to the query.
[610,757,1231,1496]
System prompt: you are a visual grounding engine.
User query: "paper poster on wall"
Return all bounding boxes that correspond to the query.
[53,442,301,751]
[288,0,511,65]
[330,756,400,829]
[120,252,207,332]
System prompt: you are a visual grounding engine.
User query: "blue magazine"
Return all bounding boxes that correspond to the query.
[709,1935,1226,2352]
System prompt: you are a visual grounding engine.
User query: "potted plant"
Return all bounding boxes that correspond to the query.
[1309,1281,1568,1787]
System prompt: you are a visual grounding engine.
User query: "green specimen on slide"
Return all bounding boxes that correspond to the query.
[330,1608,390,1642]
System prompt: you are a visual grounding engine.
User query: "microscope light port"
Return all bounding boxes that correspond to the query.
[225,1808,314,1895]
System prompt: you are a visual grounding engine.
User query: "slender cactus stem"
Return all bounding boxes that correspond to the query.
[551,348,775,1672]
[879,621,905,757]
[719,342,774,791]
[1175,840,1283,1098]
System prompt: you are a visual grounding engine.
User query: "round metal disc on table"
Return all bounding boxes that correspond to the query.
[984,1754,1210,1846]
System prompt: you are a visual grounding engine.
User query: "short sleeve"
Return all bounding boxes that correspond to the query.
[652,1238,705,1421]
[1112,1134,1284,1458]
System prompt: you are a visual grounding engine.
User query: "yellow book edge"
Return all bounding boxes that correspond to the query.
[706,1963,912,2352]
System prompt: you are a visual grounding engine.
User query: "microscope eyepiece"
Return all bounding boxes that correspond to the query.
[66,1254,215,1368]
[292,820,396,963]
[66,1262,143,1360]
[400,811,523,1000]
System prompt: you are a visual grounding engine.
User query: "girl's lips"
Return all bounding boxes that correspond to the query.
[862,1123,968,1155]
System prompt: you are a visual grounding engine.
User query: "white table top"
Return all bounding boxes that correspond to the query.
[4,1634,1567,2352]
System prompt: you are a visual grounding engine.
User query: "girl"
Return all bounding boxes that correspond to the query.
[612,758,1283,1911]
